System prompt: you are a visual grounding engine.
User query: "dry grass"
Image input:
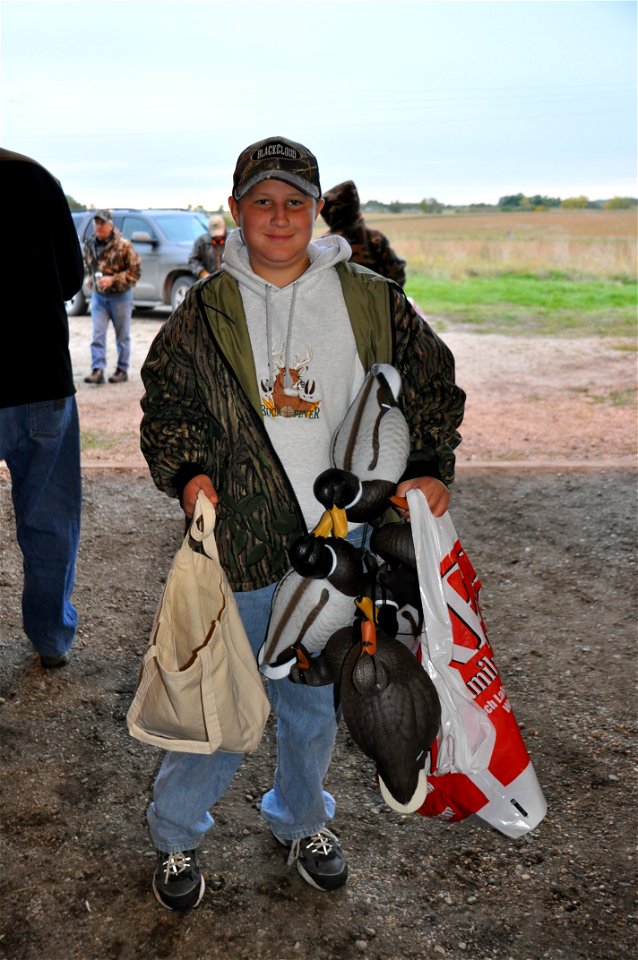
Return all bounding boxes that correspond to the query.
[341,209,637,280]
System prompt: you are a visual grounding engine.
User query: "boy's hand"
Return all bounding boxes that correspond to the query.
[182,475,219,518]
[395,476,450,518]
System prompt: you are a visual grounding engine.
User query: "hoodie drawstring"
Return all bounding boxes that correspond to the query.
[266,282,299,395]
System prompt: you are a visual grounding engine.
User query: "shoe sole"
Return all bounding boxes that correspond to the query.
[40,655,71,669]
[152,874,205,911]
[296,860,348,892]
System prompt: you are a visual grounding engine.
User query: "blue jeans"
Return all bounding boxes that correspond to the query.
[90,290,132,372]
[0,397,82,658]
[147,525,370,852]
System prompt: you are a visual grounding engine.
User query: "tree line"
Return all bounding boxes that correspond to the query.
[364,194,637,214]
[66,193,637,215]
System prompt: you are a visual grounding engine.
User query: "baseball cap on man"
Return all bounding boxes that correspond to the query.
[208,214,226,237]
[232,137,321,201]
[93,208,113,223]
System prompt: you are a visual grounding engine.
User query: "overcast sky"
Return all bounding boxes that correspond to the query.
[1,0,636,209]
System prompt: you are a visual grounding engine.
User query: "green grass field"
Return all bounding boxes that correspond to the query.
[322,209,638,337]
[404,272,635,336]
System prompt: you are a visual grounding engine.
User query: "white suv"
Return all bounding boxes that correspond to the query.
[66,208,210,315]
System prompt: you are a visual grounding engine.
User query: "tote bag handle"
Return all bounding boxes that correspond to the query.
[189,491,220,562]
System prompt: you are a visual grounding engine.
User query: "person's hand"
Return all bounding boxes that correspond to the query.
[395,476,450,518]
[99,275,115,291]
[181,475,219,518]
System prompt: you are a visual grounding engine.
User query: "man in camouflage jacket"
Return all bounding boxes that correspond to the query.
[83,209,141,384]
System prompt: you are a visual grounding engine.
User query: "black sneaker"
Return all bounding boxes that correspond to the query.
[153,849,205,910]
[108,368,128,383]
[275,828,348,891]
[40,652,71,669]
[84,369,104,384]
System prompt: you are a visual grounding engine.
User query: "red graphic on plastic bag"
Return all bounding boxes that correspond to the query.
[417,539,532,822]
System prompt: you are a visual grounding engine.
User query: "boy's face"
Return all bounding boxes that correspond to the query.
[229,179,324,284]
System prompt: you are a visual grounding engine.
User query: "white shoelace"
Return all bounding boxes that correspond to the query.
[162,851,192,883]
[286,828,338,866]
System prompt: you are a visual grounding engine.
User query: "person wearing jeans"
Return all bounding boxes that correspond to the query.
[89,289,133,378]
[147,524,370,863]
[83,209,141,385]
[0,398,82,664]
[140,136,465,909]
[0,148,85,669]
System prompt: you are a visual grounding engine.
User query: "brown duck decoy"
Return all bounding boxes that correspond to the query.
[338,607,441,812]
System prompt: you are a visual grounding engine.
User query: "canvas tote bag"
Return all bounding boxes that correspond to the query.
[127,491,270,754]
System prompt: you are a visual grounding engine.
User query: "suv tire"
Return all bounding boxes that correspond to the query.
[170,275,194,311]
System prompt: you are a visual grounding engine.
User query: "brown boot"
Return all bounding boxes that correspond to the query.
[84,369,105,384]
[108,368,128,383]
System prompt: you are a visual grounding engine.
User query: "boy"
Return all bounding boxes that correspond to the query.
[140,136,465,909]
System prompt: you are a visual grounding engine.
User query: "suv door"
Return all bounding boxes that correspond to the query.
[118,214,161,303]
[65,213,94,315]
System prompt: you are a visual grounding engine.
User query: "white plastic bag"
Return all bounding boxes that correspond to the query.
[407,488,547,838]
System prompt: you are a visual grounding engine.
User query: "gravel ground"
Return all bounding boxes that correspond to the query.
[0,468,636,960]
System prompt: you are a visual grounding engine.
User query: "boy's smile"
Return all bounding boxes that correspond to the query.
[229,179,324,287]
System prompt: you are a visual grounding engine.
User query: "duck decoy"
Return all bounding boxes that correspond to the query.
[289,591,441,813]
[339,606,441,812]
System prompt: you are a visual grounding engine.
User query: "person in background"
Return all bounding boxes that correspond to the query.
[140,136,465,910]
[0,148,84,669]
[188,214,228,279]
[83,209,141,385]
[320,179,407,287]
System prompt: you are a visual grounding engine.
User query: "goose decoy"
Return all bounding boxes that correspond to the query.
[331,363,410,484]
[313,467,397,527]
[257,536,366,679]
[258,365,411,680]
[338,605,441,812]
[307,364,410,536]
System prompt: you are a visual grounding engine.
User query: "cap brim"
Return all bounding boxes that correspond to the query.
[234,170,320,200]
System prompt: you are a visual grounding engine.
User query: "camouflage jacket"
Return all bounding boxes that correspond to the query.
[83,226,141,295]
[140,262,465,591]
[321,180,407,287]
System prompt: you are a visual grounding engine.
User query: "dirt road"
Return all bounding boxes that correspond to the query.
[66,311,636,470]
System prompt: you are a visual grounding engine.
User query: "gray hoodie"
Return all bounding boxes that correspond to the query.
[222,229,367,527]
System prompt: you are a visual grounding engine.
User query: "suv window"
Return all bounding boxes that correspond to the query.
[120,215,155,241]
[150,214,207,243]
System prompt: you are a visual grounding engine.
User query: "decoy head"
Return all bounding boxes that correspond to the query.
[314,467,361,507]
[289,534,336,579]
[311,469,360,540]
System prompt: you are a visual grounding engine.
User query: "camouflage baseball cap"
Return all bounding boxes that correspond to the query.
[93,208,113,223]
[232,136,321,201]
